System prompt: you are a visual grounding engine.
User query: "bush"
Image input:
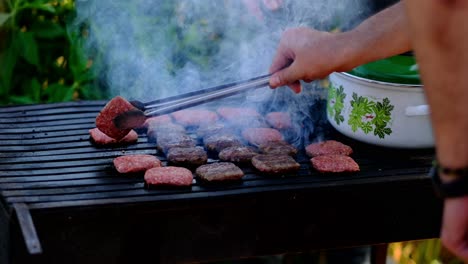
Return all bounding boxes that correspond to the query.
[0,0,104,105]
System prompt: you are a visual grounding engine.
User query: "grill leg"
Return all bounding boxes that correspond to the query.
[13,203,42,255]
[370,244,388,264]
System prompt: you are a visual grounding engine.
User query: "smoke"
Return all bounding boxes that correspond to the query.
[73,0,370,144]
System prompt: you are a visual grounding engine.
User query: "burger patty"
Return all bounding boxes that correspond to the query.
[203,133,243,152]
[142,115,172,129]
[242,128,283,146]
[196,162,244,182]
[265,112,292,129]
[196,123,227,139]
[217,107,260,121]
[166,146,208,167]
[156,133,196,153]
[218,146,258,163]
[310,155,360,173]
[258,141,297,156]
[113,154,161,174]
[89,128,138,145]
[171,109,219,127]
[96,96,137,140]
[305,140,353,157]
[147,123,186,142]
[251,154,300,174]
[145,166,193,187]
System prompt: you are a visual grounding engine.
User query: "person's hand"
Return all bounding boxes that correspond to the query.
[242,0,283,21]
[441,196,468,262]
[269,27,348,93]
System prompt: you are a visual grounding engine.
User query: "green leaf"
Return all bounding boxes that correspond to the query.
[44,83,75,103]
[361,122,373,134]
[17,32,40,67]
[27,78,41,102]
[0,43,19,95]
[0,13,11,26]
[21,3,56,13]
[9,95,35,105]
[30,21,65,39]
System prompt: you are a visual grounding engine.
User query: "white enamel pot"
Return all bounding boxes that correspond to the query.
[327,72,434,148]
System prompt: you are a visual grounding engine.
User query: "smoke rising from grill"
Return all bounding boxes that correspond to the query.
[74,0,370,145]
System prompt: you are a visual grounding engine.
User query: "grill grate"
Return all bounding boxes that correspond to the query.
[0,100,440,261]
[0,100,435,210]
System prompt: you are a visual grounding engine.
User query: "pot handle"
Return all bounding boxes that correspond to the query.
[405,105,430,116]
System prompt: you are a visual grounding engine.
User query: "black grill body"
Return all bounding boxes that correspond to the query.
[0,101,442,264]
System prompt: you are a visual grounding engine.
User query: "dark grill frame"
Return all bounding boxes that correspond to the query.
[0,100,443,264]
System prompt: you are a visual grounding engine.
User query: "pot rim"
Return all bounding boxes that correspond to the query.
[333,72,423,90]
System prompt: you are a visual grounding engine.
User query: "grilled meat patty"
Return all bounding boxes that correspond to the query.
[242,128,283,146]
[251,154,300,174]
[89,128,138,145]
[156,133,196,153]
[113,154,161,174]
[96,96,138,140]
[145,166,193,187]
[196,162,244,182]
[203,133,243,152]
[171,109,219,127]
[258,141,297,156]
[305,140,353,157]
[265,112,292,129]
[218,146,258,163]
[310,155,360,173]
[167,146,208,167]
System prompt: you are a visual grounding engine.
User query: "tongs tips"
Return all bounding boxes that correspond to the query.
[113,109,147,130]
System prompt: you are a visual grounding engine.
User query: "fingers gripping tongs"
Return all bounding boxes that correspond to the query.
[113,74,271,130]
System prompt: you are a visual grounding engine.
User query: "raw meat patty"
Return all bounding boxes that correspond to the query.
[171,109,218,127]
[217,107,260,121]
[156,133,196,153]
[310,155,360,173]
[143,115,172,129]
[196,123,227,138]
[147,123,186,142]
[89,128,138,145]
[145,167,193,187]
[228,116,269,129]
[96,96,137,140]
[167,146,208,167]
[218,146,258,163]
[305,140,353,157]
[265,112,292,129]
[204,133,243,152]
[258,141,297,156]
[251,154,300,174]
[113,155,161,173]
[196,162,244,182]
[242,128,283,146]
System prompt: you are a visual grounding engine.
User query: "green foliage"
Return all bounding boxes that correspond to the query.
[0,0,103,105]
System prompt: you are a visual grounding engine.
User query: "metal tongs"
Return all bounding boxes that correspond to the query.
[114,73,271,129]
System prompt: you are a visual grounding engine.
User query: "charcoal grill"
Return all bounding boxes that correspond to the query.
[0,100,442,264]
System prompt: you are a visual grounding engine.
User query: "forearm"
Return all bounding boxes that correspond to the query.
[403,0,468,170]
[337,2,411,72]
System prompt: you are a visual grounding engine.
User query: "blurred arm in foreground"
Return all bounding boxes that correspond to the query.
[268,2,410,93]
[404,0,468,261]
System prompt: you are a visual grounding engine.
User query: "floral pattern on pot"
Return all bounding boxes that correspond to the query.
[327,83,346,125]
[348,93,394,139]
